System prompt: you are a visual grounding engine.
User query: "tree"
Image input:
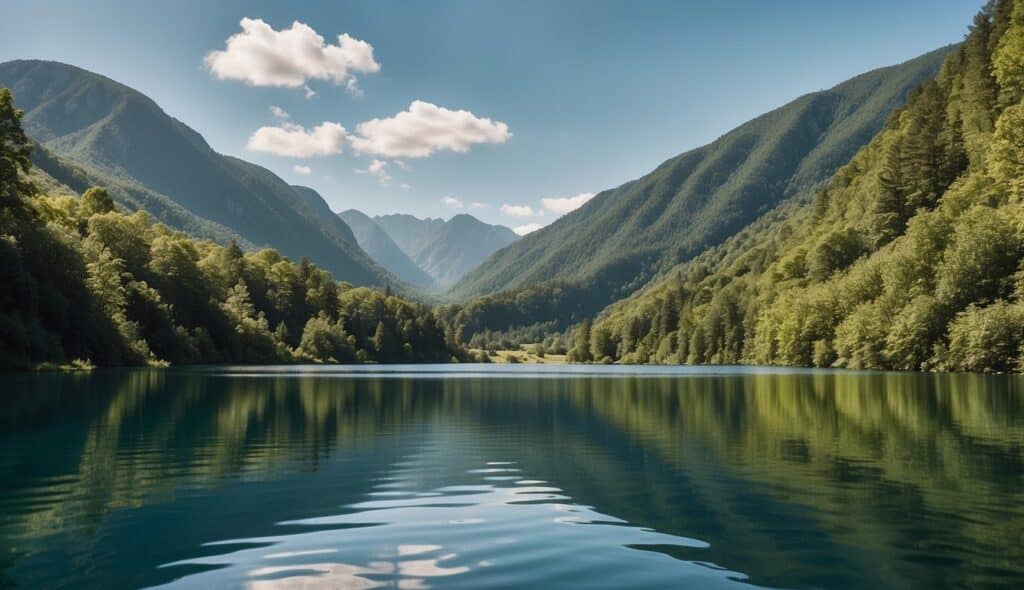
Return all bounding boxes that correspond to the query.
[590,324,615,362]
[988,102,1024,196]
[221,280,281,363]
[570,318,592,362]
[884,295,946,370]
[942,302,1024,372]
[993,0,1024,106]
[372,320,390,360]
[872,137,907,245]
[81,187,115,216]
[658,289,680,341]
[0,88,35,211]
[961,12,998,165]
[807,228,864,281]
[935,206,1020,309]
[299,314,355,362]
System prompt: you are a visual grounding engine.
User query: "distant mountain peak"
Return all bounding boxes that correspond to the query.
[366,212,518,289]
[339,209,433,288]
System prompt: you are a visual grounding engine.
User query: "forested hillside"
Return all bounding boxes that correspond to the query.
[446,47,953,338]
[0,88,459,370]
[0,60,392,287]
[585,0,1024,373]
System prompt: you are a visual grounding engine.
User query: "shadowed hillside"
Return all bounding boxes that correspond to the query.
[448,47,953,326]
[373,213,518,289]
[0,60,391,286]
[588,0,1024,373]
[339,209,434,288]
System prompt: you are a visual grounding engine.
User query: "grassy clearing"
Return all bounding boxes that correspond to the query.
[471,345,567,364]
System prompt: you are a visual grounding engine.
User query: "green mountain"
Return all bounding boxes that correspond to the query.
[414,214,519,288]
[0,59,390,287]
[448,47,954,313]
[289,185,362,248]
[374,214,446,260]
[585,0,1024,373]
[374,213,518,288]
[339,209,433,288]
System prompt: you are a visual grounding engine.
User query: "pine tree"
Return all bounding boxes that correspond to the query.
[902,80,947,208]
[0,89,35,211]
[872,137,907,245]
[658,289,680,341]
[961,12,999,165]
[993,0,1024,106]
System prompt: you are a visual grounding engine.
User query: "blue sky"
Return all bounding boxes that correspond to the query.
[1,0,981,232]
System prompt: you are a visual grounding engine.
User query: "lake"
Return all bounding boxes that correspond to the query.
[1,365,1022,589]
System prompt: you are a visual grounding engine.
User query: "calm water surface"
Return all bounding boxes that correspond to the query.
[1,365,1022,589]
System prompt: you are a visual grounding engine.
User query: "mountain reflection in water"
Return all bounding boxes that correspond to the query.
[1,366,1022,589]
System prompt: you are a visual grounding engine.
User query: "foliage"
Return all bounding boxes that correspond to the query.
[0,92,460,370]
[448,46,954,336]
[0,60,393,287]
[435,281,591,348]
[0,88,34,209]
[588,0,1024,373]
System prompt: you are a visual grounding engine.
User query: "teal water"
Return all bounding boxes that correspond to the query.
[1,365,1022,589]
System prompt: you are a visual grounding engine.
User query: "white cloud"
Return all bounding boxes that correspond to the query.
[246,101,511,162]
[269,105,290,120]
[541,192,595,214]
[303,85,317,99]
[441,196,464,209]
[247,121,347,157]
[366,159,388,174]
[399,183,411,190]
[350,100,511,158]
[344,78,363,97]
[513,223,544,235]
[355,158,392,184]
[500,203,536,217]
[292,164,312,175]
[205,18,380,91]
[469,201,487,209]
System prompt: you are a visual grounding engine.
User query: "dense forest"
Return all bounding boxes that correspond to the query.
[0,88,461,370]
[582,0,1024,373]
[446,47,952,334]
[4,1,1024,373]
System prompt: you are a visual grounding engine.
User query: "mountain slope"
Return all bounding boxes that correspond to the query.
[290,185,360,247]
[587,0,1024,372]
[373,214,446,260]
[374,213,518,288]
[30,139,252,246]
[0,59,389,286]
[414,214,519,288]
[450,47,954,309]
[339,209,433,288]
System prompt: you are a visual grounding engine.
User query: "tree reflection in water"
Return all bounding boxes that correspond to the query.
[0,368,1022,589]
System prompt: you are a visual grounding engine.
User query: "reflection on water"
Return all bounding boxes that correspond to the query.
[0,366,1022,589]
